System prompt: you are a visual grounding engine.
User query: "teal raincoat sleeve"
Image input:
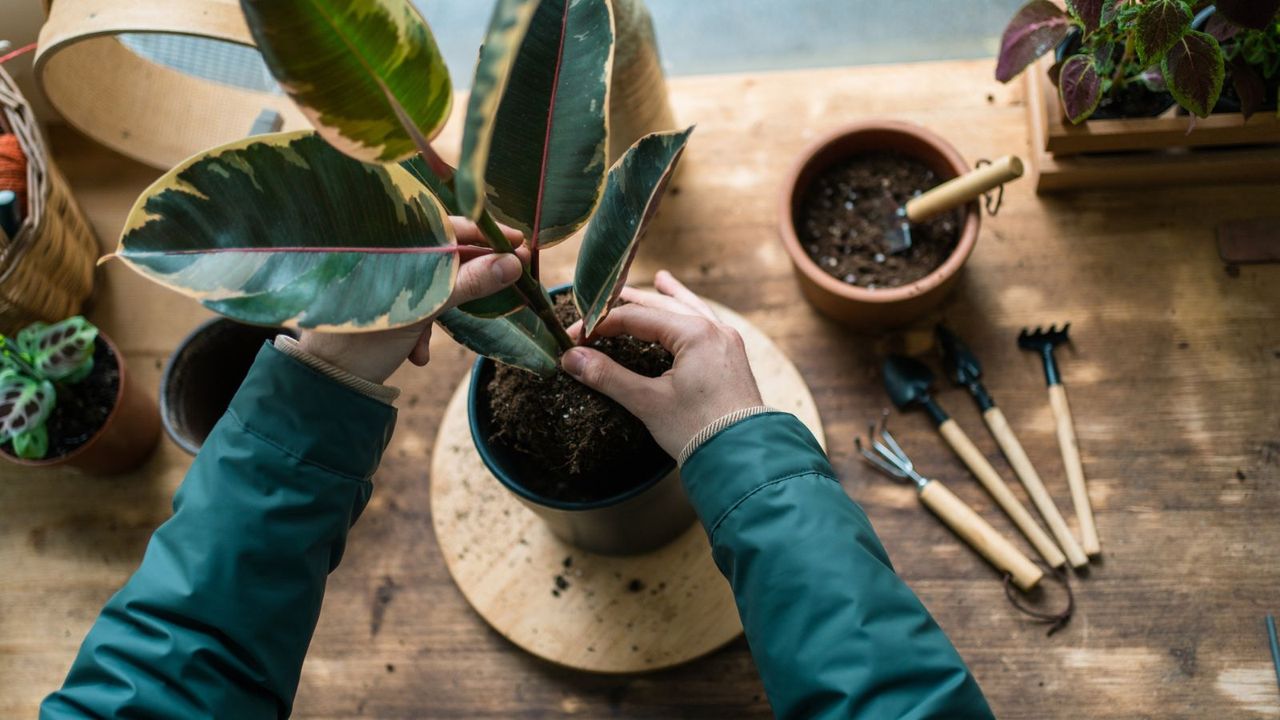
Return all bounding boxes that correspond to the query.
[41,343,396,719]
[682,412,994,720]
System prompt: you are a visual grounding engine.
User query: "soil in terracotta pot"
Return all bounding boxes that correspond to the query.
[1,338,119,460]
[486,294,673,503]
[798,152,962,289]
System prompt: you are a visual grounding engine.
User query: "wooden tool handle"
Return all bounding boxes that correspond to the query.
[919,480,1044,591]
[978,408,1089,568]
[1049,384,1100,556]
[937,419,1067,569]
[906,155,1024,222]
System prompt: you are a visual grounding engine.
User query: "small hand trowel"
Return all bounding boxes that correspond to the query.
[936,325,1088,568]
[882,355,1072,568]
[883,155,1025,254]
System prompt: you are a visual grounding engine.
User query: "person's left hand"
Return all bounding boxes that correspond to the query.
[297,218,525,384]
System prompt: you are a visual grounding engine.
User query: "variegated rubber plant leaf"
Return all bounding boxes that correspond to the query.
[455,0,542,220]
[482,0,615,252]
[574,127,694,337]
[437,304,560,377]
[16,316,98,383]
[112,131,460,332]
[240,0,453,163]
[0,368,55,450]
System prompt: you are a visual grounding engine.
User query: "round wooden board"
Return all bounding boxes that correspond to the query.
[430,300,825,674]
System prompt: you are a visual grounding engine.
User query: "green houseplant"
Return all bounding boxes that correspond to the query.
[997,0,1280,123]
[0,316,161,473]
[108,0,693,550]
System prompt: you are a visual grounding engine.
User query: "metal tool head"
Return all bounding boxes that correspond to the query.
[1018,323,1072,386]
[1017,323,1071,352]
[881,202,913,255]
[936,324,981,385]
[856,414,928,490]
[882,355,935,410]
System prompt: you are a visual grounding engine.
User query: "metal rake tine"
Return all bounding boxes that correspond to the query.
[879,428,910,467]
[862,447,908,479]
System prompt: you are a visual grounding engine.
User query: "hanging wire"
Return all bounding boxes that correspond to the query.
[973,158,1005,216]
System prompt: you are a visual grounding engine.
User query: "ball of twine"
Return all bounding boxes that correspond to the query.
[0,133,27,213]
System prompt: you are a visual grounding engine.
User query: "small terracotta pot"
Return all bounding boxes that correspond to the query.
[778,120,980,331]
[5,332,161,475]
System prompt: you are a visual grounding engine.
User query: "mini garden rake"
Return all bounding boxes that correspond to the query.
[857,417,1043,591]
[1018,324,1100,557]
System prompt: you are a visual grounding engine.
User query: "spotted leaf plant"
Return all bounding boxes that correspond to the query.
[108,0,692,378]
[0,317,98,460]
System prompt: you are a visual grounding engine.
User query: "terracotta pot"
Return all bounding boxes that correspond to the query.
[5,332,160,475]
[778,120,980,331]
[467,285,695,556]
[161,318,295,455]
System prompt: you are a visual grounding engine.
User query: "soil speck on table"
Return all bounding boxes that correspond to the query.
[554,575,570,591]
[627,579,645,593]
[797,152,962,290]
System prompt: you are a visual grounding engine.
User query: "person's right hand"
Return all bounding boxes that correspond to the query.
[561,271,764,458]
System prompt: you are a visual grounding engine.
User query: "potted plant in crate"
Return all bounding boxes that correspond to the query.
[998,0,1280,191]
[0,316,160,474]
[107,0,693,554]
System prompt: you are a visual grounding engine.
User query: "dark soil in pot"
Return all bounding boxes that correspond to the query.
[1,338,117,460]
[796,152,962,290]
[485,294,672,503]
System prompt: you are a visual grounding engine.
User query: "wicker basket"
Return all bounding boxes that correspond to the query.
[0,63,97,334]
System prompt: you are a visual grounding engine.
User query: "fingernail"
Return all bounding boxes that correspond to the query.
[492,254,522,284]
[561,348,587,377]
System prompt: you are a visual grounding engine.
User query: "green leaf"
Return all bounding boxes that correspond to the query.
[240,0,453,164]
[483,0,615,250]
[1058,54,1103,123]
[458,288,527,319]
[12,426,47,460]
[1066,0,1106,35]
[1162,30,1225,117]
[995,1,1074,83]
[1135,0,1193,66]
[574,127,693,337]
[115,131,460,332]
[437,306,559,377]
[455,0,542,220]
[17,316,98,382]
[0,369,54,446]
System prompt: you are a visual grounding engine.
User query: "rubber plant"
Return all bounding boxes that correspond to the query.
[995,1,1280,123]
[107,0,692,378]
[0,317,98,460]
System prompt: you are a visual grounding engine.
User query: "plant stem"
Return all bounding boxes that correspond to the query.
[475,211,574,351]
[411,145,574,353]
[1112,32,1136,89]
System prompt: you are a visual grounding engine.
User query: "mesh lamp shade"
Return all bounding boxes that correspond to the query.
[34,0,308,170]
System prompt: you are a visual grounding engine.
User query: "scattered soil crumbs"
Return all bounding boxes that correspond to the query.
[486,294,673,503]
[798,152,962,289]
[2,338,119,460]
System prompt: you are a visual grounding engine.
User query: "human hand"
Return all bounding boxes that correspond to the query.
[297,218,525,384]
[561,271,764,458]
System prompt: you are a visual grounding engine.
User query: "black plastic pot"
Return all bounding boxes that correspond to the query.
[466,286,695,556]
[160,318,296,455]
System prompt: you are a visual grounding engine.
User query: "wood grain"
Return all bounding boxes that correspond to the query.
[1,58,1278,719]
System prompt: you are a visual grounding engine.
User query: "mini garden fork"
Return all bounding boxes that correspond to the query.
[1018,324,1100,557]
[857,419,1043,591]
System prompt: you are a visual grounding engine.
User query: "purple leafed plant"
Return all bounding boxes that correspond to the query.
[997,0,1280,123]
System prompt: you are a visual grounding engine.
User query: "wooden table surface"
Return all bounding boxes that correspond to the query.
[2,58,1279,719]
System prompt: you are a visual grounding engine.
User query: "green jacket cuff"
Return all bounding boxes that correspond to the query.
[681,412,834,536]
[229,343,397,479]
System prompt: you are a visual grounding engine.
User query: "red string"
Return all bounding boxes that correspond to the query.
[0,43,37,66]
[0,134,27,211]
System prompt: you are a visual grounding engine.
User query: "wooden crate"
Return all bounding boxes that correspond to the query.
[1025,56,1280,191]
